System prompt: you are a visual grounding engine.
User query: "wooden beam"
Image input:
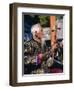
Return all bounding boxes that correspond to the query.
[50,16,57,51]
[50,16,57,50]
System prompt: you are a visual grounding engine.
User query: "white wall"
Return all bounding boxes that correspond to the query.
[0,0,74,90]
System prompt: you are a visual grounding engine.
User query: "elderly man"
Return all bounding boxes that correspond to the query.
[31,23,46,52]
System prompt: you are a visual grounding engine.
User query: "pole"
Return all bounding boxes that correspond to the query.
[50,16,57,53]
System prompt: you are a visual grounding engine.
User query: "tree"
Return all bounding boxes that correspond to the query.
[39,16,49,27]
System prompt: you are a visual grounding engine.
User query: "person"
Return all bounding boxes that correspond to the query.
[31,24,46,52]
[31,23,43,43]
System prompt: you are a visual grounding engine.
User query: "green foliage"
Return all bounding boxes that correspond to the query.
[56,16,63,20]
[39,16,49,27]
